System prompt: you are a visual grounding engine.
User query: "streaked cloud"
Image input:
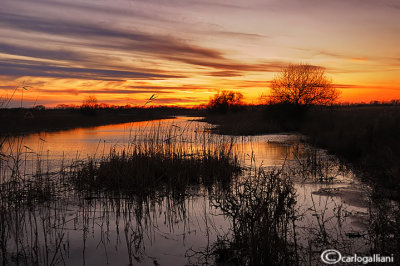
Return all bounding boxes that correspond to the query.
[0,0,399,105]
[0,59,181,80]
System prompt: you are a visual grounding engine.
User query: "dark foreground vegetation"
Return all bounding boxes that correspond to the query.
[1,117,399,265]
[0,106,202,136]
[0,130,304,265]
[208,168,298,265]
[0,128,240,264]
[303,105,400,191]
[205,103,400,193]
[71,130,241,198]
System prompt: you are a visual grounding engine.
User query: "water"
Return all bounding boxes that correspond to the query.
[3,117,298,168]
[0,117,378,265]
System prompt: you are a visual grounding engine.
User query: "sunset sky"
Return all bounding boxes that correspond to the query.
[1,0,399,107]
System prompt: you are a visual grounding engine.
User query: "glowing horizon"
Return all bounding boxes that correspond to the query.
[1,0,399,107]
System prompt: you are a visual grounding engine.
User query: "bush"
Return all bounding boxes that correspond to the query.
[207,91,244,114]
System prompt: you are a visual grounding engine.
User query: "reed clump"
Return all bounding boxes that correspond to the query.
[208,167,298,265]
[0,148,69,265]
[368,191,400,259]
[0,138,63,206]
[290,147,343,182]
[70,126,242,197]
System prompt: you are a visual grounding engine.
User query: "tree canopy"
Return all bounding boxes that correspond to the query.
[81,95,98,109]
[208,90,244,113]
[269,64,339,106]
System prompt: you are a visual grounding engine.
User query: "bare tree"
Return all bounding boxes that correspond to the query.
[269,64,339,106]
[208,90,244,113]
[82,95,98,109]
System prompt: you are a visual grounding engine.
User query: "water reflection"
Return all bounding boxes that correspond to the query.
[1,117,299,180]
[1,117,396,265]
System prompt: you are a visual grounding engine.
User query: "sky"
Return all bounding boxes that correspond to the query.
[1,0,399,107]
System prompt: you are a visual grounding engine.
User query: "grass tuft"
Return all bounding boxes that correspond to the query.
[70,126,242,198]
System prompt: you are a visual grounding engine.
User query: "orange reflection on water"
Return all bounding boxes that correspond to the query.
[3,117,300,175]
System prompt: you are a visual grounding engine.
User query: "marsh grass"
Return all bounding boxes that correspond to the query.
[205,105,400,193]
[0,137,71,265]
[1,117,399,265]
[302,106,400,190]
[290,147,344,183]
[0,136,69,205]
[0,124,242,265]
[367,192,400,259]
[187,166,299,266]
[0,197,70,266]
[70,125,242,198]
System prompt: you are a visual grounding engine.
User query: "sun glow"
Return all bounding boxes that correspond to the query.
[1,0,399,107]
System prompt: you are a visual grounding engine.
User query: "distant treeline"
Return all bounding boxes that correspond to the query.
[333,99,400,106]
[16,99,400,112]
[30,103,205,110]
[0,106,203,136]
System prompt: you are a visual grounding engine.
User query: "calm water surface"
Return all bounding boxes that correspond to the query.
[1,117,372,265]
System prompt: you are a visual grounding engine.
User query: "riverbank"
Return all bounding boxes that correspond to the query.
[1,114,398,264]
[205,105,400,194]
[0,107,202,136]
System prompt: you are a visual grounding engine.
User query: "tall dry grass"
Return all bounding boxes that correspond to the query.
[70,124,242,198]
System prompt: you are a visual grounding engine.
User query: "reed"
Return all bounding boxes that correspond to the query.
[290,146,344,182]
[70,124,242,198]
[198,167,299,266]
[1,116,398,265]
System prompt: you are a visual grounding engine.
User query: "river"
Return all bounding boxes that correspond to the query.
[0,117,378,265]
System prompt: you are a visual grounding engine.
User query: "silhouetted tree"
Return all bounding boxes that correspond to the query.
[33,104,46,110]
[269,64,339,106]
[81,95,98,115]
[81,95,98,109]
[208,90,244,113]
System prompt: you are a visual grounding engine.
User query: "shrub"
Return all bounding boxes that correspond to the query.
[207,91,244,114]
